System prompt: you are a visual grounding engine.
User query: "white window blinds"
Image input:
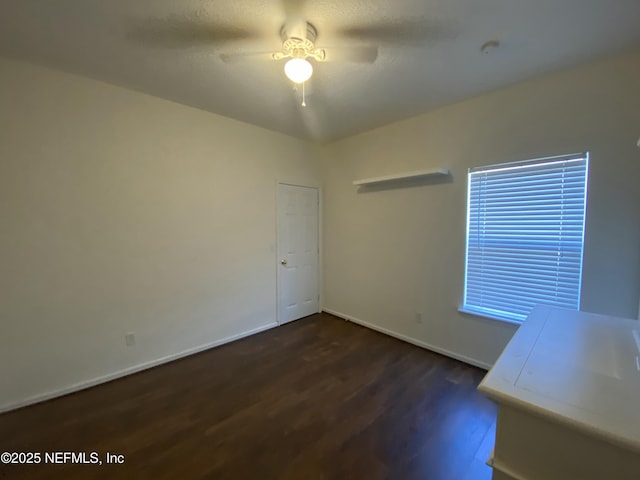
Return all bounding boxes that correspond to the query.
[463,154,589,323]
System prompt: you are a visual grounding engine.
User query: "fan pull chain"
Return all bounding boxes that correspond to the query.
[301,81,307,107]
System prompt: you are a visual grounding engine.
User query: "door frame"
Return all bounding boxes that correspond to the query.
[275,180,322,325]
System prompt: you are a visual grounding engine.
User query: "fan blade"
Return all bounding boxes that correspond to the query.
[128,15,259,48]
[337,18,455,46]
[318,46,378,63]
[219,51,280,63]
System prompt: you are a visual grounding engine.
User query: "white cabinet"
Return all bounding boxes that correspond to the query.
[479,306,640,480]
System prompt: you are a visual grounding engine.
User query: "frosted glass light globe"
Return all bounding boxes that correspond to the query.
[284,58,313,83]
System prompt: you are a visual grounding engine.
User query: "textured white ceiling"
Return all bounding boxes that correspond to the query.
[1,0,640,142]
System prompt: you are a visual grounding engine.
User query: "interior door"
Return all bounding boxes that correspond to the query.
[277,183,319,324]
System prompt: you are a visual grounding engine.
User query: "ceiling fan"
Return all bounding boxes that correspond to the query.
[219,18,378,87]
[128,2,450,108]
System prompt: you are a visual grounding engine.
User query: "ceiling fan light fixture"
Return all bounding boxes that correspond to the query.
[284,58,312,83]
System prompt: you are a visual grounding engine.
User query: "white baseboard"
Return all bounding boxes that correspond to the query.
[0,322,278,413]
[323,308,492,370]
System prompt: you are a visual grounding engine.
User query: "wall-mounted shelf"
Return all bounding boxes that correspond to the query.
[352,168,450,186]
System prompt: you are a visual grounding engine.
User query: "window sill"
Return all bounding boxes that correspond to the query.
[458,306,523,327]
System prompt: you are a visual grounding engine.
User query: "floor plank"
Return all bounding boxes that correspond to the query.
[0,313,496,479]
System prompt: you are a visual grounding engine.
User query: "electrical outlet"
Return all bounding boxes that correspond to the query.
[125,332,136,347]
[415,312,423,324]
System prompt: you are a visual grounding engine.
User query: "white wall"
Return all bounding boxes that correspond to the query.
[0,58,320,411]
[320,49,640,368]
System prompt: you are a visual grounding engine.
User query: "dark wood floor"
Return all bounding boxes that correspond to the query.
[0,313,496,480]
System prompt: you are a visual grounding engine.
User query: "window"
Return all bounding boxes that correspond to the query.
[462,153,589,323]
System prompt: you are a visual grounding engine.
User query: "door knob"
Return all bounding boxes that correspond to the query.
[280,259,287,265]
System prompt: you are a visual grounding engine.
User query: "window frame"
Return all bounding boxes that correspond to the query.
[460,153,589,324]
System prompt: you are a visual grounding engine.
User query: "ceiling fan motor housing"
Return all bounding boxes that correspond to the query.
[280,22,318,59]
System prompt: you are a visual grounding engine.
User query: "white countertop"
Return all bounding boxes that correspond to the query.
[479,305,640,452]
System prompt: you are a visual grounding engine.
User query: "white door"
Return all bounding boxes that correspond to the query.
[277,183,319,324]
